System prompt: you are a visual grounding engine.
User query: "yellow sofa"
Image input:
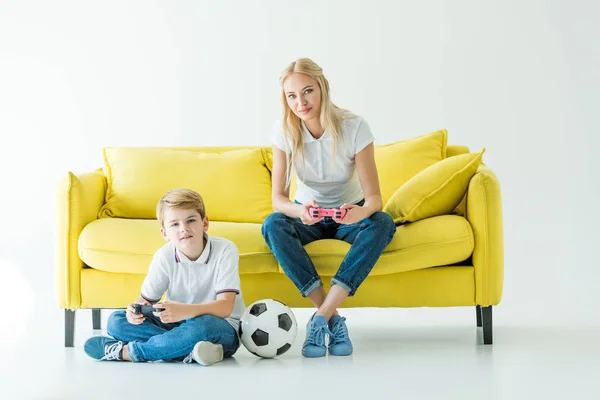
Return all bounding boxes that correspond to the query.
[56,136,503,347]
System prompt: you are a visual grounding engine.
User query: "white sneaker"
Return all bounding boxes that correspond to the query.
[184,341,224,366]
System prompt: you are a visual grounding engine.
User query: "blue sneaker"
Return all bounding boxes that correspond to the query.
[328,315,353,356]
[302,315,331,358]
[84,336,124,361]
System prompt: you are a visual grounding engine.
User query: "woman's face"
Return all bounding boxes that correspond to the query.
[283,73,321,122]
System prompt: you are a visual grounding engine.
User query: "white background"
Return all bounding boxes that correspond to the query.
[0,0,598,333]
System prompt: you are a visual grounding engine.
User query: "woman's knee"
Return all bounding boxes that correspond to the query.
[371,211,397,236]
[106,310,128,337]
[262,212,287,229]
[262,212,292,238]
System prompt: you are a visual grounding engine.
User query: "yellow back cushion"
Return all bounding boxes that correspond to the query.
[384,149,485,223]
[99,147,273,223]
[375,130,447,205]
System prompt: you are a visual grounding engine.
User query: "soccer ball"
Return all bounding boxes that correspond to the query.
[239,299,298,358]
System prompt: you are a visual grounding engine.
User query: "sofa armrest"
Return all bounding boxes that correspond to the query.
[466,165,504,306]
[55,170,106,309]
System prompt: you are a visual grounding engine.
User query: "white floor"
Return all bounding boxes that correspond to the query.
[1,306,599,400]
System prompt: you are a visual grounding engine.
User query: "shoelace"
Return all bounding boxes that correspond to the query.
[101,341,124,361]
[329,317,349,344]
[182,353,194,364]
[306,322,332,347]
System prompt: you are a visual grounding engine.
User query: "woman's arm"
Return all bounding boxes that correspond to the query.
[272,146,318,221]
[271,146,295,214]
[340,143,383,223]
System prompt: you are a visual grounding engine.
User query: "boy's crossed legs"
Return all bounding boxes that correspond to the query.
[84,311,239,366]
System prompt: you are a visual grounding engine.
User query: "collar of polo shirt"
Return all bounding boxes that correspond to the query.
[302,121,332,142]
[174,232,212,265]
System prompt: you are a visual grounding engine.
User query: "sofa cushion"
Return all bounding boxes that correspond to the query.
[79,219,279,275]
[384,149,485,224]
[374,129,447,205]
[79,215,473,277]
[79,266,476,309]
[98,147,273,223]
[302,214,473,276]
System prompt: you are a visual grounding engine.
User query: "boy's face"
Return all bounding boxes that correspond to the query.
[161,208,209,260]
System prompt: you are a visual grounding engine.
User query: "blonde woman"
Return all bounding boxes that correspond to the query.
[261,58,396,358]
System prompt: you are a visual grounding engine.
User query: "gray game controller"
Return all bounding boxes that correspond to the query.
[133,304,165,317]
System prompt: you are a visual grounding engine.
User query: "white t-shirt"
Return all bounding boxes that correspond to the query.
[140,233,245,331]
[272,116,375,208]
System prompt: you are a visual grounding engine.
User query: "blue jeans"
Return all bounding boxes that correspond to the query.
[261,206,396,296]
[106,311,239,362]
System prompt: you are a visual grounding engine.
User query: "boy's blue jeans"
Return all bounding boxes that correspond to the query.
[261,208,396,297]
[106,311,239,362]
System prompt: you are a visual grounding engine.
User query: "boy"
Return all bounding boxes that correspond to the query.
[84,188,245,365]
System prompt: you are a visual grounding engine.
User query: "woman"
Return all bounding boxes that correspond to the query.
[261,58,396,358]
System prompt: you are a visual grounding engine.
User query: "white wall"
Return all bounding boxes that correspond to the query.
[1,0,598,325]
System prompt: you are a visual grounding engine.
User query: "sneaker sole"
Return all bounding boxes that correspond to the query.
[192,341,224,366]
[328,347,353,356]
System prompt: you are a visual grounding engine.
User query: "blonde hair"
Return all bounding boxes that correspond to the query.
[279,57,355,187]
[156,188,206,227]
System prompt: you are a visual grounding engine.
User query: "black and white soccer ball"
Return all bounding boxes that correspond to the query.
[239,299,298,358]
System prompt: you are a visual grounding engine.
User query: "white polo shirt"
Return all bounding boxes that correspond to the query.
[272,115,375,208]
[140,233,245,331]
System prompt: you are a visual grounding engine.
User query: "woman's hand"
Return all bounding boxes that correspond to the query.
[126,298,149,325]
[154,301,195,323]
[337,204,370,225]
[299,200,323,225]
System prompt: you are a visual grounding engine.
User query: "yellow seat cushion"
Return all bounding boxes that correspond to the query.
[79,215,473,277]
[384,149,485,224]
[98,147,273,223]
[79,219,279,275]
[374,129,448,205]
[303,214,473,276]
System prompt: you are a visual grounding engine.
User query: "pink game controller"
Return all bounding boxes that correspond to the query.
[309,207,347,220]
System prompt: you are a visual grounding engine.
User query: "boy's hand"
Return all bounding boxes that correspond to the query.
[126,298,149,325]
[154,301,194,323]
[300,200,323,225]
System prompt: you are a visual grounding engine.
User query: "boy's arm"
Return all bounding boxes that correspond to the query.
[156,293,236,322]
[121,253,169,325]
[140,255,169,304]
[188,292,236,319]
[125,296,150,324]
[131,296,150,306]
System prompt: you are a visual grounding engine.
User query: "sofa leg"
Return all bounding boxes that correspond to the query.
[481,306,493,345]
[92,309,101,330]
[65,310,76,347]
[476,305,482,327]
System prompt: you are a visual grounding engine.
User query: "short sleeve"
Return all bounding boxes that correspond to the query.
[354,118,375,154]
[140,255,169,302]
[271,121,291,154]
[215,243,241,296]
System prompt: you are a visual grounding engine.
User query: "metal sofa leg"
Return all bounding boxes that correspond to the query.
[65,310,76,347]
[476,305,482,327]
[92,309,101,330]
[481,306,493,345]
